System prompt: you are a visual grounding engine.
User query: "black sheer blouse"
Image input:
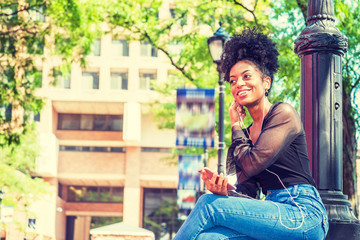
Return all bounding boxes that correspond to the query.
[226,102,315,198]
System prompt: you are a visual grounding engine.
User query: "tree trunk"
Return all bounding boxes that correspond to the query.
[342,85,358,217]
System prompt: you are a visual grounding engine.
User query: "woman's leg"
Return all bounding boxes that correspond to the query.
[173,188,327,240]
[196,227,256,240]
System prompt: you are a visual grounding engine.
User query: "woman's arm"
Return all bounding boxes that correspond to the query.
[228,103,302,182]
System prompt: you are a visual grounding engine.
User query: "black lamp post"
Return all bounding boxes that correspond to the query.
[294,0,360,238]
[207,23,230,174]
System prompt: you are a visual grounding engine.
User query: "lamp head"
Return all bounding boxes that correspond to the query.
[207,22,230,63]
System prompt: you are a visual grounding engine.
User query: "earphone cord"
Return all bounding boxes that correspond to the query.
[236,108,251,141]
[265,169,305,230]
[236,99,305,230]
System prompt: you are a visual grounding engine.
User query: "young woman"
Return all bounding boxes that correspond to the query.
[173,28,329,240]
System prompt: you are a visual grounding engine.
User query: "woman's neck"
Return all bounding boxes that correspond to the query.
[248,98,272,127]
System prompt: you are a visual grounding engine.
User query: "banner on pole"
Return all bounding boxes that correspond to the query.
[177,154,203,220]
[177,190,197,220]
[177,154,203,191]
[176,88,215,148]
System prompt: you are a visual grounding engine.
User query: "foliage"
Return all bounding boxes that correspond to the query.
[335,0,360,126]
[0,0,103,147]
[144,199,183,240]
[103,0,272,160]
[104,0,359,212]
[90,216,123,229]
[0,127,50,207]
[0,0,104,211]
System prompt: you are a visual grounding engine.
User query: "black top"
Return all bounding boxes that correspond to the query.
[226,102,315,198]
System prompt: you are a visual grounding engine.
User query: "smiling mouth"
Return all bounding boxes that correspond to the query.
[237,89,251,97]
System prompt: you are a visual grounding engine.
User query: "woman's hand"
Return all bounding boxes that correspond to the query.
[229,100,246,128]
[200,169,228,196]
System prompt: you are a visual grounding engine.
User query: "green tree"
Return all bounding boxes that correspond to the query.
[0,127,49,208]
[334,0,360,214]
[104,0,359,213]
[0,0,103,147]
[0,0,104,212]
[144,199,183,240]
[104,0,271,160]
[270,0,360,215]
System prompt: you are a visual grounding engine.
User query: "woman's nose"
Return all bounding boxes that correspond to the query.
[236,78,245,87]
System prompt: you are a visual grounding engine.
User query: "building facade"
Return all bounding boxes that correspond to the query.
[30,31,187,240]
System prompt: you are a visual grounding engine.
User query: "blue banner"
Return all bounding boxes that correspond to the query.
[177,154,203,220]
[176,88,215,148]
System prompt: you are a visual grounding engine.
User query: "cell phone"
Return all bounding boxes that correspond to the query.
[198,167,236,191]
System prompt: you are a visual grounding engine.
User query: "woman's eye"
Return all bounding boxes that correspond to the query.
[229,79,236,84]
[244,74,251,79]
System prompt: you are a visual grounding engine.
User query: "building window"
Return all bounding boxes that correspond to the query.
[91,217,123,229]
[141,147,171,153]
[58,114,80,130]
[82,71,99,89]
[143,188,183,240]
[169,8,187,26]
[34,113,40,122]
[54,71,71,89]
[58,182,63,199]
[0,36,16,55]
[67,186,124,203]
[111,72,128,90]
[25,70,42,88]
[139,70,156,90]
[28,4,46,22]
[27,218,36,232]
[25,36,44,55]
[58,114,123,131]
[86,187,98,202]
[89,39,101,56]
[112,39,129,56]
[169,8,176,18]
[2,4,18,21]
[59,146,126,152]
[0,104,12,122]
[140,41,157,57]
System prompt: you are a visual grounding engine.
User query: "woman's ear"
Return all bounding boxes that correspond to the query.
[264,76,271,89]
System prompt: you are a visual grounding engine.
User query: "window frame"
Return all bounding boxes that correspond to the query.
[110,71,128,90]
[139,69,157,90]
[67,186,124,203]
[140,41,158,57]
[111,39,129,57]
[82,71,100,90]
[57,113,123,131]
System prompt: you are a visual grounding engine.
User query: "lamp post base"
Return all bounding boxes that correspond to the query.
[319,191,360,239]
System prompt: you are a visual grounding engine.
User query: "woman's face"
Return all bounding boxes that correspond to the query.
[229,60,270,107]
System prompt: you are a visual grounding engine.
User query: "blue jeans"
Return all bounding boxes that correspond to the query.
[173,184,328,240]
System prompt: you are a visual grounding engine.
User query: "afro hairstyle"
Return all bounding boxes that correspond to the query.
[220,27,279,92]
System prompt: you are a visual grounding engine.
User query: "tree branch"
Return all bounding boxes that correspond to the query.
[142,32,195,82]
[0,4,45,18]
[232,0,259,25]
[295,0,308,22]
[352,77,360,90]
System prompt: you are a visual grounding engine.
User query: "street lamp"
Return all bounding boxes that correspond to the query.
[207,22,230,174]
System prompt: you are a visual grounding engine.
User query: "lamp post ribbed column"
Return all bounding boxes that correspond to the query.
[294,0,360,238]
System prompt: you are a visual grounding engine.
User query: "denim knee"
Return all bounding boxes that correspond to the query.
[197,193,215,203]
[197,193,220,205]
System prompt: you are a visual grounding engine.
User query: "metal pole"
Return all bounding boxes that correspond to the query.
[203,147,208,192]
[217,63,226,174]
[294,0,360,238]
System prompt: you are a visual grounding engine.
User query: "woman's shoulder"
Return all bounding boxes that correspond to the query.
[271,102,298,116]
[267,102,301,125]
